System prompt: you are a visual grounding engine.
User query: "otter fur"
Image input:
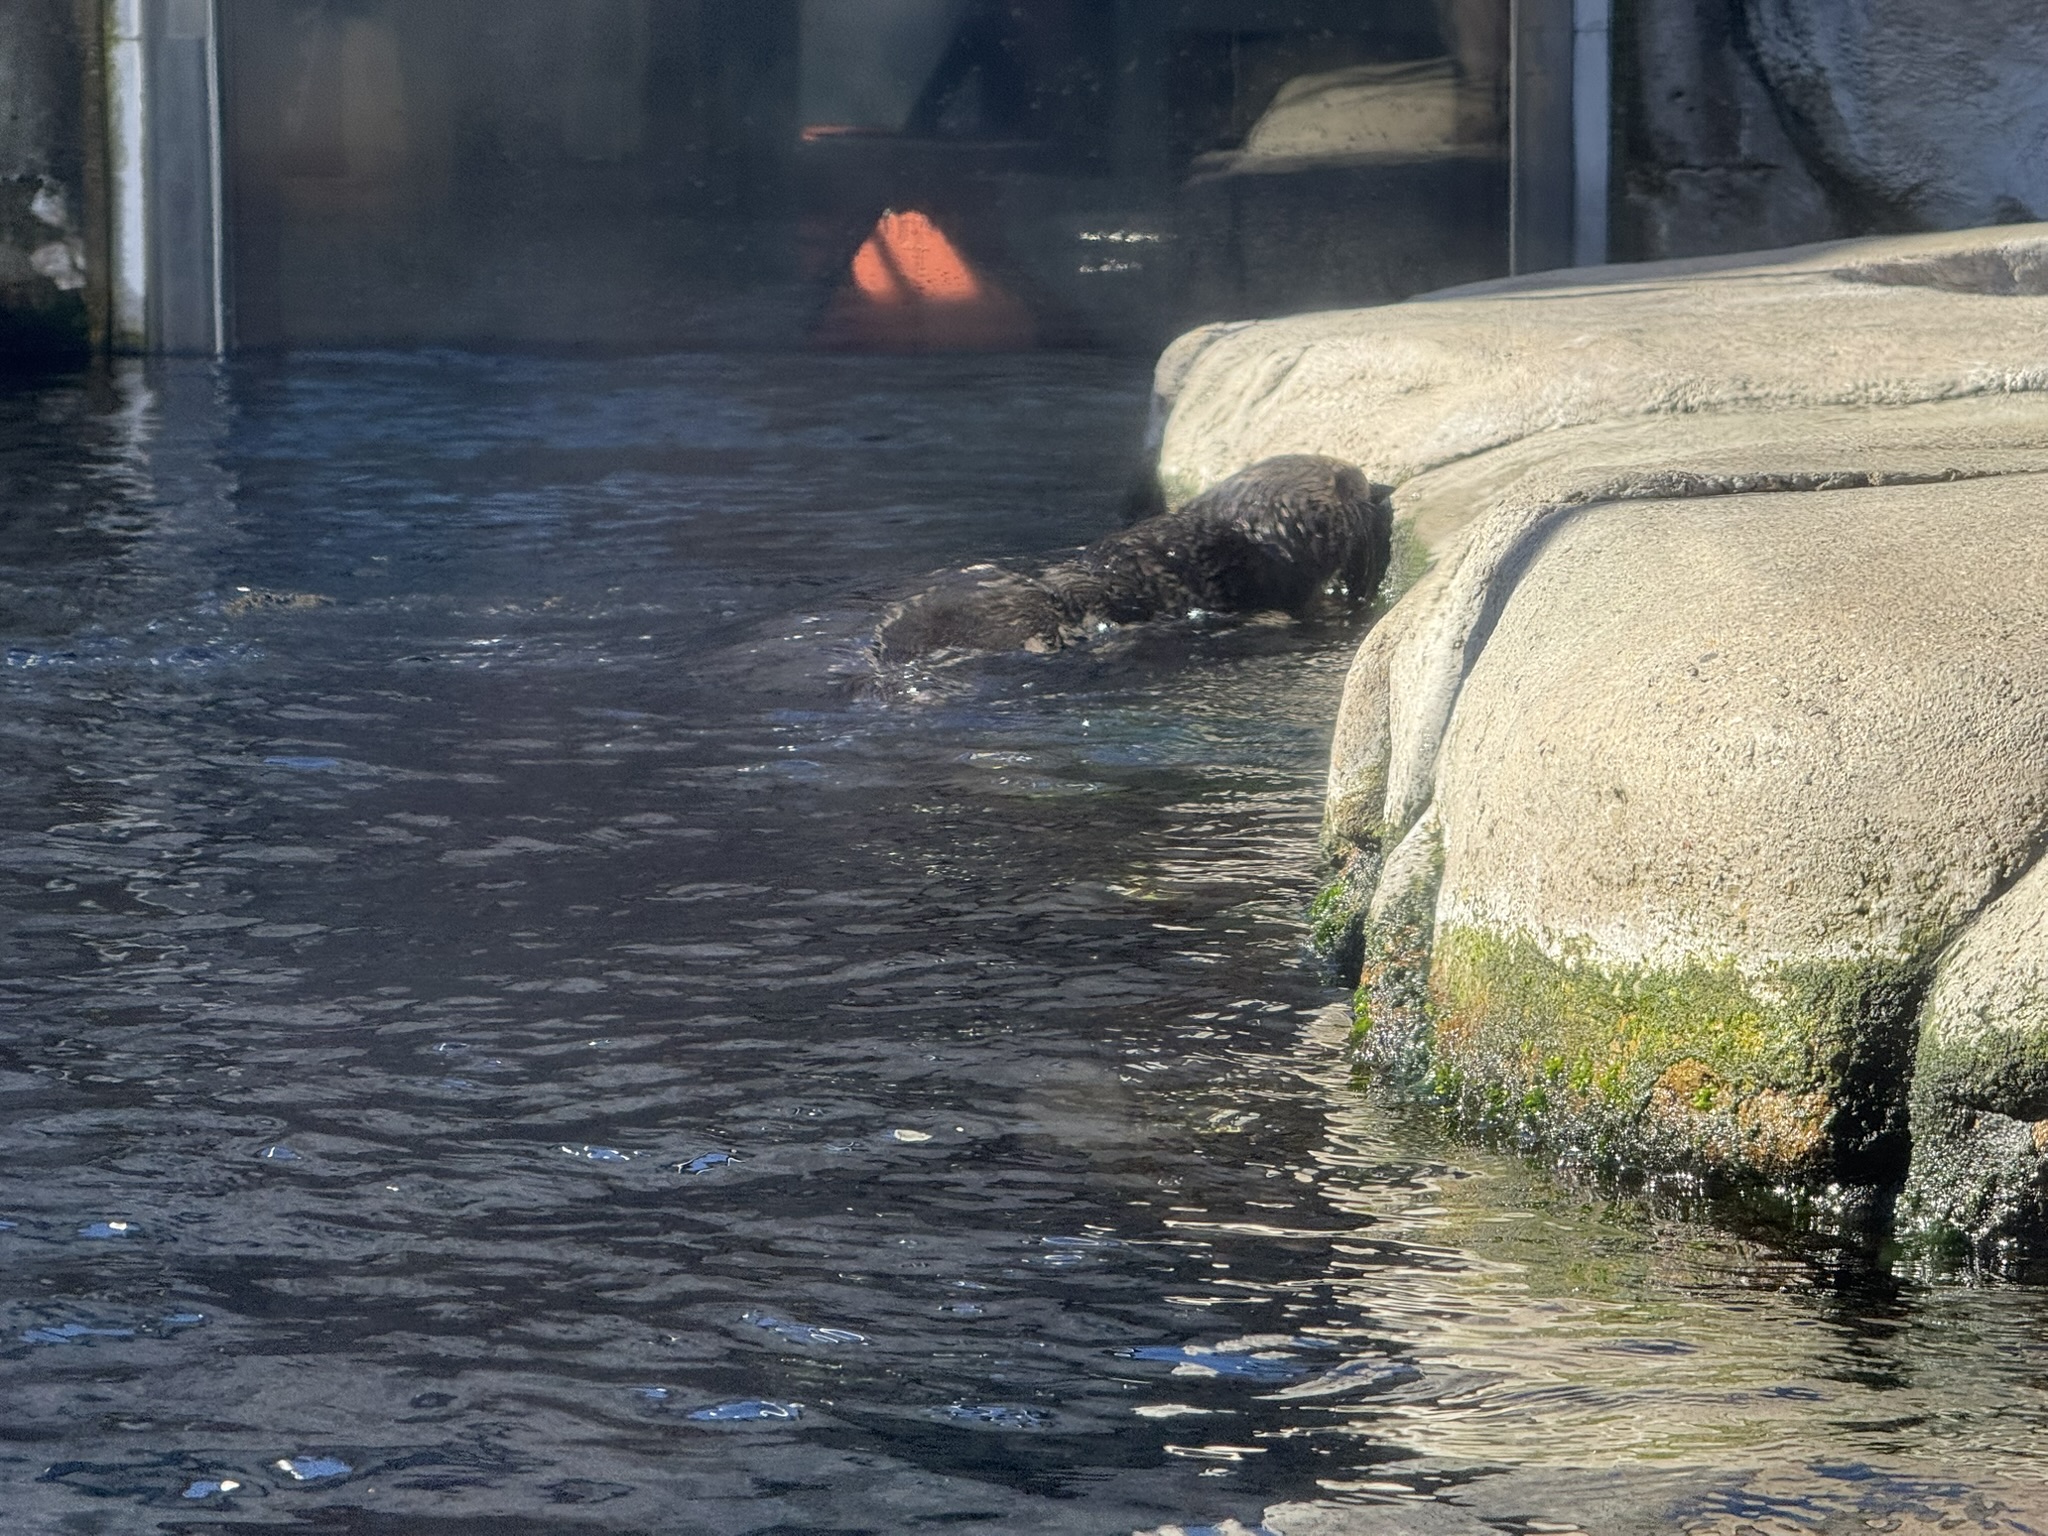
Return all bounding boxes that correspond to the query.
[874,455,1390,661]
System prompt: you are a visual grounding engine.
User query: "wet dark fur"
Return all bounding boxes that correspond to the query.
[873,455,1391,661]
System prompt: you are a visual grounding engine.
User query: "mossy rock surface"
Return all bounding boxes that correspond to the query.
[1321,471,2048,1218]
[1209,226,2048,1254]
[1414,926,1920,1184]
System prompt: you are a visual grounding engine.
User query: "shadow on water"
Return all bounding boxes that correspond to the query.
[1,356,2047,1535]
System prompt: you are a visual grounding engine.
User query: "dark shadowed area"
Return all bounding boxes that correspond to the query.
[214,0,1506,354]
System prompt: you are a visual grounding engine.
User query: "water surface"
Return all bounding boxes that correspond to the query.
[2,355,2047,1535]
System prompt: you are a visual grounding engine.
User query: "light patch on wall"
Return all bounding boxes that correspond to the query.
[166,0,209,41]
[29,181,71,231]
[31,242,87,291]
[816,209,1035,350]
[27,178,85,291]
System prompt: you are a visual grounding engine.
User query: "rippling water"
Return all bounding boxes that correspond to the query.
[3,354,2048,1536]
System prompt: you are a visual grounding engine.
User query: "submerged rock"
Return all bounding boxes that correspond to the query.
[872,455,1390,661]
[1150,224,2048,1262]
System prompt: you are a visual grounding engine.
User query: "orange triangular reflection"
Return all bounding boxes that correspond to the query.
[817,209,1035,351]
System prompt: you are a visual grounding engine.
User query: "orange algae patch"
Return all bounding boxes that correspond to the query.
[817,209,1035,351]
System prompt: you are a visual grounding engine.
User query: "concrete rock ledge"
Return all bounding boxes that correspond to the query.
[1152,224,2048,1265]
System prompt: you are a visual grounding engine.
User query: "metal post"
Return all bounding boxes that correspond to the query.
[206,0,225,350]
[106,0,147,349]
[108,0,226,354]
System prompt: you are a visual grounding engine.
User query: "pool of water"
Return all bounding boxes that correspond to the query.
[3,353,2048,1536]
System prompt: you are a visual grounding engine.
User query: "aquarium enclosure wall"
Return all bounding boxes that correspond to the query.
[73,0,1621,356]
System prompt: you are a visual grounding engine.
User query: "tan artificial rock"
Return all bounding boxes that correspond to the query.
[1154,224,2048,1222]
[1438,476,2048,972]
[1154,225,2048,511]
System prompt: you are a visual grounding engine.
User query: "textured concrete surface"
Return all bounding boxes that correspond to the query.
[1328,393,2048,856]
[1744,0,2048,230]
[1439,476,2048,972]
[1234,60,1464,162]
[1613,0,1839,261]
[1617,0,2048,262]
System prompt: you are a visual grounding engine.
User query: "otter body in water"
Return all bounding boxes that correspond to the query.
[874,455,1390,661]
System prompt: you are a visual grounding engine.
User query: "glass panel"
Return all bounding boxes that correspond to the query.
[219,1,1509,353]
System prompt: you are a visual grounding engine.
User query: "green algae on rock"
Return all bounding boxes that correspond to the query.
[1344,472,2048,1200]
[1416,927,1923,1184]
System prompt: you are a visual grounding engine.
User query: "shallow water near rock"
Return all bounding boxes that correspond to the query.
[2,354,2048,1533]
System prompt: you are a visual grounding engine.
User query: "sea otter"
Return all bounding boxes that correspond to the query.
[873,455,1390,661]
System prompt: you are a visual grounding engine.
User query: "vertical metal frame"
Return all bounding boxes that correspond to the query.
[107,0,148,348]
[206,0,226,350]
[105,0,226,354]
[1508,0,1520,271]
[1511,0,1610,275]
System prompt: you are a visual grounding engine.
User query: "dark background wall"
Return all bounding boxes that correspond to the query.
[221,0,806,351]
[0,0,99,367]
[219,0,1495,353]
[1613,0,2048,262]
[1,0,2040,360]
